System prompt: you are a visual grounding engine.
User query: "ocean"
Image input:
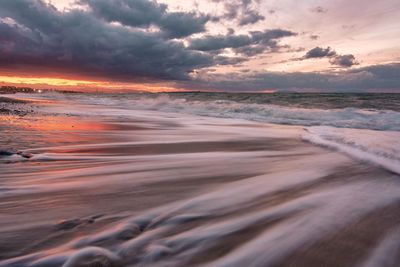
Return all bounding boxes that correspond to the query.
[0,92,399,267]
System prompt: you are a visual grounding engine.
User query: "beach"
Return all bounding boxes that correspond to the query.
[0,93,399,267]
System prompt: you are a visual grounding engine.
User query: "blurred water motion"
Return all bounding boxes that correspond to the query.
[0,93,399,267]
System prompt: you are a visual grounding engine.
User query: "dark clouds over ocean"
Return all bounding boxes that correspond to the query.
[0,0,399,91]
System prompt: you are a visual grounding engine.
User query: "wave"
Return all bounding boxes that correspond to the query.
[303,126,400,175]
[2,93,400,266]
[67,94,400,131]
[12,92,400,176]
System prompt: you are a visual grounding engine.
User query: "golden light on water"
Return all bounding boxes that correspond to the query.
[0,115,105,131]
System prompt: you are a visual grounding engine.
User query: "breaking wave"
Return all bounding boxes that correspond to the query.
[2,93,400,266]
[303,126,400,175]
[70,94,400,131]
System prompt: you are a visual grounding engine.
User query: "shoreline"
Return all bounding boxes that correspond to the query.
[0,96,34,116]
[0,95,399,266]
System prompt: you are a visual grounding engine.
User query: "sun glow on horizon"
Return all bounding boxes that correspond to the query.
[0,75,184,92]
[0,75,100,87]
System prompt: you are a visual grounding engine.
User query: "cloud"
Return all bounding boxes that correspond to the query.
[300,47,358,68]
[0,0,397,92]
[80,0,211,39]
[216,0,265,26]
[214,56,247,65]
[304,47,337,58]
[330,54,359,67]
[0,0,227,81]
[189,35,251,51]
[238,9,265,26]
[180,63,400,92]
[0,0,297,83]
[189,29,297,56]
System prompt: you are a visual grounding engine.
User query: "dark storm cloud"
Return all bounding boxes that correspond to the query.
[304,47,337,58]
[181,63,400,92]
[189,29,297,56]
[0,0,233,81]
[300,47,358,68]
[358,63,400,80]
[189,34,251,51]
[0,0,297,83]
[330,54,359,67]
[1,0,397,92]
[80,0,210,38]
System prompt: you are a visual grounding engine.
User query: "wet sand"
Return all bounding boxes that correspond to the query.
[0,95,399,266]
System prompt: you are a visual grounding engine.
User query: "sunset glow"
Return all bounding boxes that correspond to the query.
[0,75,182,92]
[1,1,400,266]
[0,76,100,86]
[0,0,399,91]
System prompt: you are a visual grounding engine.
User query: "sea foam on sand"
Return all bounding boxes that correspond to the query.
[0,94,400,267]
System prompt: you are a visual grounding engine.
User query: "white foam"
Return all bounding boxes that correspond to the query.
[116,95,400,130]
[30,93,400,131]
[303,126,400,174]
[2,93,400,266]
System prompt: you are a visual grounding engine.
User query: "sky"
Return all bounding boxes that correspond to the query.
[0,0,399,92]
